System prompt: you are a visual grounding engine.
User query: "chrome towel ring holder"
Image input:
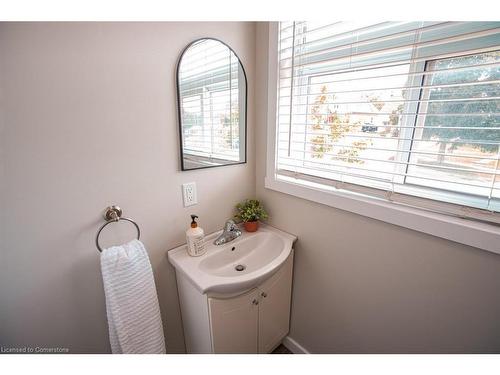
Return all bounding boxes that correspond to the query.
[96,205,141,252]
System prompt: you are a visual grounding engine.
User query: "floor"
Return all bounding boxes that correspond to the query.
[271,344,293,354]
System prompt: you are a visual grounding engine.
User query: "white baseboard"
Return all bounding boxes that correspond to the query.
[282,336,310,354]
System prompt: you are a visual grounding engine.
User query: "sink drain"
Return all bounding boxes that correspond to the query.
[235,264,246,272]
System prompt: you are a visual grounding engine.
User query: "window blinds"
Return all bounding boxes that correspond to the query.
[275,21,500,221]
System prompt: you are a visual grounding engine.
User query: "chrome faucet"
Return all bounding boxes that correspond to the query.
[213,219,242,245]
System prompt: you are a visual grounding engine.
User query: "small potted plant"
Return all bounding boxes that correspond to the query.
[234,199,268,232]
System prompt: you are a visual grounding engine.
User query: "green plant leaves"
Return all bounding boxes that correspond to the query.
[234,199,269,223]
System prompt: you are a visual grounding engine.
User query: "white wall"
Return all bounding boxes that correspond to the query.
[0,22,256,353]
[255,22,500,353]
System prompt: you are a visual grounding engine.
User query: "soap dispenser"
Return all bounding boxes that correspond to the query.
[186,214,206,257]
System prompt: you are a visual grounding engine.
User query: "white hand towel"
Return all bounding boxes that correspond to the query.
[100,239,166,354]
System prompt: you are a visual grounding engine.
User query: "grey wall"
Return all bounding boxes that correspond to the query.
[0,22,256,353]
[255,22,500,353]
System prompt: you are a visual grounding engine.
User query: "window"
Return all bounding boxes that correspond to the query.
[406,52,500,202]
[271,22,500,226]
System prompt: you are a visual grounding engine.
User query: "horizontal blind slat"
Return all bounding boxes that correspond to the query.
[277,132,500,146]
[277,160,495,190]
[278,60,500,90]
[277,141,500,160]
[278,112,500,117]
[279,51,500,80]
[278,78,500,98]
[279,125,500,131]
[278,96,500,106]
[279,26,500,70]
[277,148,499,175]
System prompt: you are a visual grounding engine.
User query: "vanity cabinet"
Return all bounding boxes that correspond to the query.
[208,288,260,353]
[176,251,294,354]
[257,252,294,353]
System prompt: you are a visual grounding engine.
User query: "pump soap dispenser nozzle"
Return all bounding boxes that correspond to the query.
[190,214,199,228]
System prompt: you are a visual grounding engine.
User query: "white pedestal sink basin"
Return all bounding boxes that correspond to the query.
[168,223,296,295]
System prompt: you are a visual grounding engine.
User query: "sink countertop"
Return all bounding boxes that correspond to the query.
[167,223,297,295]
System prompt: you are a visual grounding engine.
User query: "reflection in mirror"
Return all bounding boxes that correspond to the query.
[177,38,247,170]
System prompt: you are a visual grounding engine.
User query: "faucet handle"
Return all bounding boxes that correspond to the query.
[224,219,237,232]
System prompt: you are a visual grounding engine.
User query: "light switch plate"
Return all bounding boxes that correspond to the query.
[182,182,197,207]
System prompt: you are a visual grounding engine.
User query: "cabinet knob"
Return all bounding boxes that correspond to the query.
[252,299,259,305]
[261,292,267,298]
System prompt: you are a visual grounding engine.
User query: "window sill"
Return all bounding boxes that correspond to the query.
[265,175,500,255]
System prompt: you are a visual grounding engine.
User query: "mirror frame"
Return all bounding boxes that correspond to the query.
[176,37,248,171]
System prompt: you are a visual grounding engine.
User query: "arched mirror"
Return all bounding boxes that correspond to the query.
[177,38,247,170]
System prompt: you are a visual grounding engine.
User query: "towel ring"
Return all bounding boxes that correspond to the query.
[96,206,141,252]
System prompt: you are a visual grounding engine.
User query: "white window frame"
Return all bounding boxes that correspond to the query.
[265,22,500,255]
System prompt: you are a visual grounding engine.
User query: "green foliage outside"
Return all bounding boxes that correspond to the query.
[310,86,370,162]
[421,51,500,153]
[222,110,240,148]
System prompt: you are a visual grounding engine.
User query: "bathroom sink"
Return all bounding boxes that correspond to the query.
[167,224,296,295]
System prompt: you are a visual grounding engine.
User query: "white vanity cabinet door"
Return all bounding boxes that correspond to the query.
[257,253,293,353]
[208,288,260,353]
